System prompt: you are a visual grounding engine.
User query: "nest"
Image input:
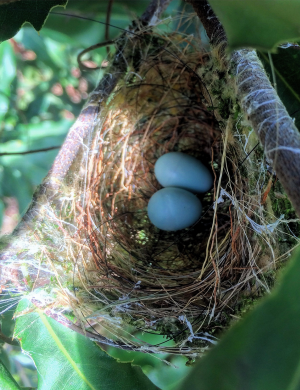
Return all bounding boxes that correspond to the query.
[7,24,299,355]
[76,38,232,340]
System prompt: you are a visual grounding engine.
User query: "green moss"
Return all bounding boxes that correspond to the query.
[269,180,300,241]
[236,296,260,318]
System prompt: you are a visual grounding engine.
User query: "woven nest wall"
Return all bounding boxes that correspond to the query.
[15,26,298,355]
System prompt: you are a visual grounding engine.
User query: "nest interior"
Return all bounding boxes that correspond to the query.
[80,36,231,336]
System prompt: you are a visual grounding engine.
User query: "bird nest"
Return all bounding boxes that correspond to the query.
[4,25,298,355]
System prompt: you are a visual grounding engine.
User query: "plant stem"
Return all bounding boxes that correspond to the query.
[0,331,19,346]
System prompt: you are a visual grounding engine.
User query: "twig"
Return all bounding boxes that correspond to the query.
[0,146,61,157]
[77,40,114,71]
[185,0,225,46]
[140,0,172,24]
[105,0,114,54]
[0,331,19,346]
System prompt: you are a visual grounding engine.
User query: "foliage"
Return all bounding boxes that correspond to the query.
[1,0,300,389]
[209,0,300,51]
[0,360,21,390]
[14,299,160,390]
[107,337,191,390]
[0,0,68,43]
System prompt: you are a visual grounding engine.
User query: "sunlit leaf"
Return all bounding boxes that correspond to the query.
[0,0,68,43]
[0,359,21,390]
[14,299,160,390]
[108,334,191,390]
[208,0,300,51]
[0,41,17,123]
[179,248,300,390]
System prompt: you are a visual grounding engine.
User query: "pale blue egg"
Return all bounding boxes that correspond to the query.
[147,187,202,231]
[155,152,213,193]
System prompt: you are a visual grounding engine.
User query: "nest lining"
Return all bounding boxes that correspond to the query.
[4,21,299,355]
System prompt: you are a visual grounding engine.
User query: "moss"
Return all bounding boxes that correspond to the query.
[236,296,261,318]
[269,179,300,241]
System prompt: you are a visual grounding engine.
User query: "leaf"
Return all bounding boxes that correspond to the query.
[258,48,300,129]
[0,0,68,43]
[0,359,21,390]
[0,1,22,4]
[178,248,300,390]
[14,299,160,390]
[0,40,17,123]
[0,293,18,340]
[0,119,70,213]
[208,0,300,51]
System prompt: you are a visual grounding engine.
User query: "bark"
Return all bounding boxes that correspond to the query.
[185,0,225,47]
[186,0,300,217]
[140,0,172,24]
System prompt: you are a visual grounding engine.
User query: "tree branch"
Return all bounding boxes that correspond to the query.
[186,0,300,217]
[140,0,172,24]
[232,50,300,216]
[44,73,120,191]
[185,0,225,46]
[0,330,19,346]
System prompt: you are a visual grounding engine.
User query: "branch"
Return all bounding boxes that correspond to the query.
[0,330,19,346]
[232,50,300,216]
[0,146,60,157]
[44,73,120,191]
[186,0,300,217]
[105,0,114,42]
[140,0,172,24]
[185,0,225,46]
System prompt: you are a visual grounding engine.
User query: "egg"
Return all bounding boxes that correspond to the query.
[154,152,213,193]
[147,187,202,231]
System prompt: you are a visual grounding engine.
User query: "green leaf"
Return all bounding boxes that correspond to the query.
[0,0,68,43]
[0,359,21,390]
[208,0,300,51]
[179,248,300,390]
[258,48,300,129]
[14,299,160,390]
[0,40,17,123]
